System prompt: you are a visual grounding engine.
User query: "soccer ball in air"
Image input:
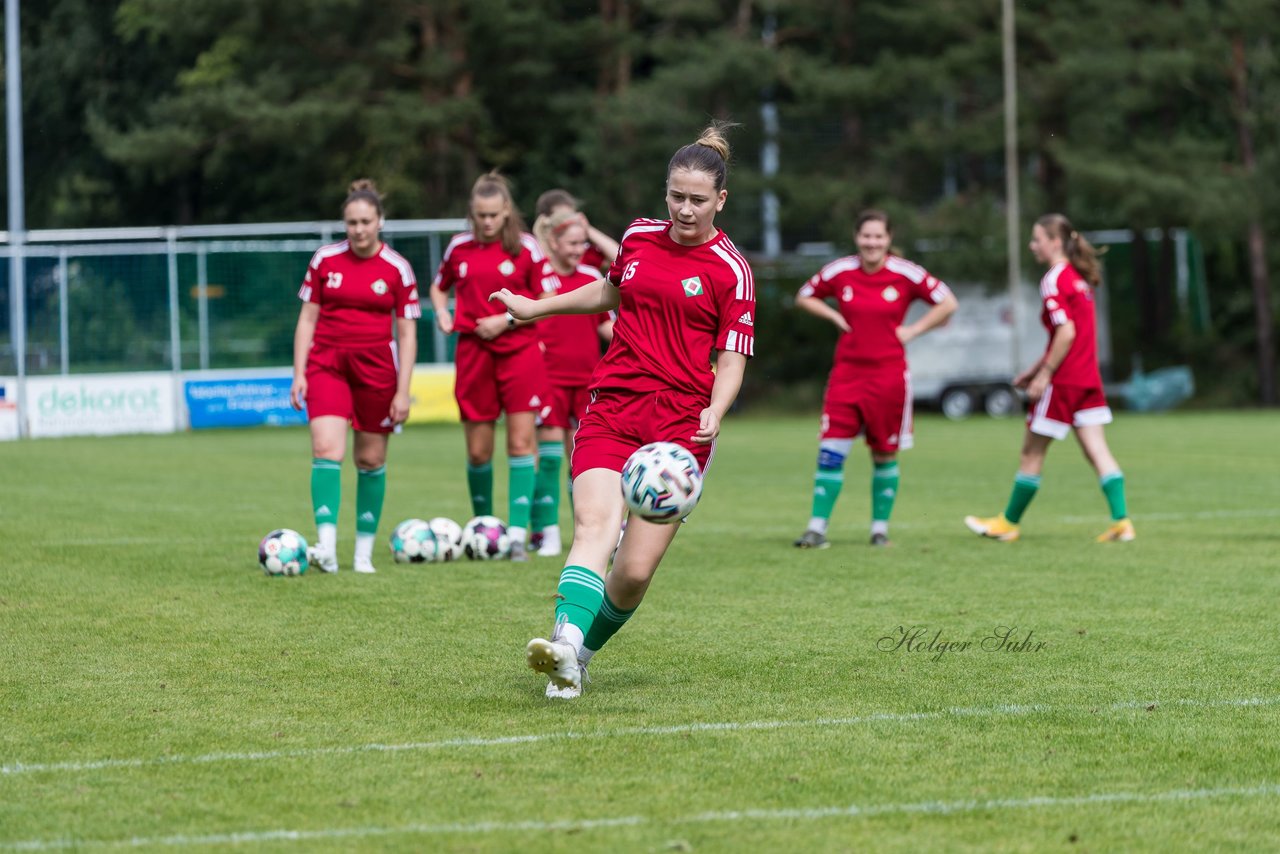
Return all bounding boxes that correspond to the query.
[258,528,309,576]
[620,442,704,523]
[427,517,464,562]
[390,518,438,563]
[462,515,511,560]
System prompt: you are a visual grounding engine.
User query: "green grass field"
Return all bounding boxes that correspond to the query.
[2,411,1279,851]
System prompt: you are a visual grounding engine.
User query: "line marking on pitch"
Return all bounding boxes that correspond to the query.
[3,695,1276,778]
[3,783,1277,850]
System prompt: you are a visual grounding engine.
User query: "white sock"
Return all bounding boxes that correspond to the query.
[354,533,375,563]
[808,517,829,535]
[540,526,561,551]
[870,520,889,537]
[317,523,336,554]
[508,525,527,545]
[558,622,585,654]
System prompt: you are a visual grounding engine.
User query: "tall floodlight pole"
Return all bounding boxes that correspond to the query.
[760,11,781,259]
[5,0,26,436]
[1001,0,1022,371]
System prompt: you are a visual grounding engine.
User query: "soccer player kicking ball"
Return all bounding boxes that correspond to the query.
[965,214,1134,543]
[489,123,756,698]
[793,210,958,548]
[290,180,420,574]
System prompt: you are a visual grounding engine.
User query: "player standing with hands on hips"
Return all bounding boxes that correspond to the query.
[290,179,420,574]
[429,173,548,561]
[793,210,958,549]
[965,214,1134,543]
[489,123,756,698]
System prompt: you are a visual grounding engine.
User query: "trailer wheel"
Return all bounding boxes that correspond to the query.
[983,385,1018,418]
[940,387,975,420]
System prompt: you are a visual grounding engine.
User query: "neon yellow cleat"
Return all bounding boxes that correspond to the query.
[964,514,1020,542]
[1096,518,1136,542]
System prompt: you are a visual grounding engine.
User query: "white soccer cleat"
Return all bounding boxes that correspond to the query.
[526,636,581,690]
[536,525,562,557]
[307,546,339,574]
[544,662,588,699]
[352,556,377,574]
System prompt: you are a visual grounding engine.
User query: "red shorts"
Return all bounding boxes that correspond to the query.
[571,388,714,480]
[305,342,399,433]
[538,382,593,430]
[1028,383,1112,439]
[819,367,914,453]
[454,335,548,423]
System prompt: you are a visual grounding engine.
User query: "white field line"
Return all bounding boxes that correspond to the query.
[4,783,1278,850]
[3,695,1276,779]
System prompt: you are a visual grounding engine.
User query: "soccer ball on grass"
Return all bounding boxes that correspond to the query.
[427,517,464,562]
[462,515,511,560]
[258,528,309,576]
[390,518,438,563]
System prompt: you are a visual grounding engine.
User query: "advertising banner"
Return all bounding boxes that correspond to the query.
[26,373,178,438]
[185,375,307,429]
[0,378,19,441]
[406,365,459,424]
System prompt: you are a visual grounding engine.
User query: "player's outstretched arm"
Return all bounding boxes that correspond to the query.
[489,277,619,320]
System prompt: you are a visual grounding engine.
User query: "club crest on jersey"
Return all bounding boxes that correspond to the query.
[682,276,704,297]
[371,278,388,295]
[499,259,516,277]
[881,285,900,302]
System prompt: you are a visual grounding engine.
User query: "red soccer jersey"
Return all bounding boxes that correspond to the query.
[298,241,420,348]
[433,232,544,355]
[797,254,952,370]
[1039,261,1102,387]
[537,262,612,385]
[592,218,756,398]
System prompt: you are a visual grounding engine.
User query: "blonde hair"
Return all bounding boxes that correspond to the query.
[532,208,585,259]
[343,178,384,219]
[1036,213,1103,286]
[469,171,526,257]
[667,121,738,191]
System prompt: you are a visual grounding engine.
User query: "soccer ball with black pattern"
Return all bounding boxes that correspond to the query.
[462,515,511,560]
[390,518,438,563]
[620,441,704,523]
[258,528,309,576]
[427,517,464,562]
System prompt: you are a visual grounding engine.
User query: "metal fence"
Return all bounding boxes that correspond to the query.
[0,219,468,379]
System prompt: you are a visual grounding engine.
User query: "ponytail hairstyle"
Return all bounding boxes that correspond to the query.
[343,179,384,222]
[533,208,585,260]
[667,121,738,191]
[535,188,579,218]
[1036,213,1103,286]
[469,171,526,257]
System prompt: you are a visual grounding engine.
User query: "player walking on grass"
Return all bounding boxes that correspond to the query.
[793,210,958,549]
[290,180,420,574]
[965,214,1134,543]
[489,123,756,698]
[429,173,548,562]
[528,209,615,557]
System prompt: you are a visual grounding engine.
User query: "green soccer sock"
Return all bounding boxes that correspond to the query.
[871,461,900,522]
[810,466,845,521]
[1100,470,1128,521]
[582,591,636,654]
[531,442,564,531]
[311,458,342,529]
[555,565,605,638]
[467,461,493,517]
[355,465,386,535]
[508,454,536,530]
[1003,472,1041,524]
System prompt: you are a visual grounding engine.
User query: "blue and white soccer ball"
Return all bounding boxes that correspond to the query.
[462,515,511,560]
[390,518,438,563]
[620,441,704,523]
[426,517,464,563]
[258,528,309,576]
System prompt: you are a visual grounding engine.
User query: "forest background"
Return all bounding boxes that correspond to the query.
[7,0,1277,404]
